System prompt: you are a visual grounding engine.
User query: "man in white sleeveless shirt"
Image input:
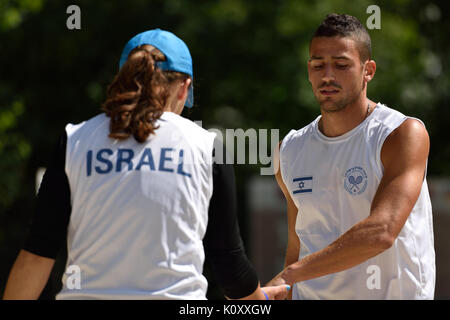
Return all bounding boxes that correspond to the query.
[268,14,435,299]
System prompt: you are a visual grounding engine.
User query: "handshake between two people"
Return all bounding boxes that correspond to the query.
[259,284,291,300]
[254,271,293,300]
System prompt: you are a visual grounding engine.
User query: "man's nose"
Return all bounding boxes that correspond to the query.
[322,65,335,83]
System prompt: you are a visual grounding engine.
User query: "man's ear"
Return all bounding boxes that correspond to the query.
[364,60,376,82]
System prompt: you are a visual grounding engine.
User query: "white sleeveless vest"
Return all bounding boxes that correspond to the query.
[56,112,216,300]
[280,103,435,300]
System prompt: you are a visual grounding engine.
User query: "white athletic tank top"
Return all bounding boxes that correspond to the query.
[280,103,435,300]
[56,112,216,300]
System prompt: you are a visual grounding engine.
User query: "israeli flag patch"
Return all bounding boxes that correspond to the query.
[292,176,313,194]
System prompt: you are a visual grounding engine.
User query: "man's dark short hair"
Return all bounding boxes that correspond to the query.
[311,13,372,63]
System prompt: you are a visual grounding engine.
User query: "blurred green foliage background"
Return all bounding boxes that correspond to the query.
[1,0,449,299]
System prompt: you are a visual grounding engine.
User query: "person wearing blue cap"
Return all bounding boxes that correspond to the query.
[3,29,289,300]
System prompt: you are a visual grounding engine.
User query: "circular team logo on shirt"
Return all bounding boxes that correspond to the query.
[344,166,368,195]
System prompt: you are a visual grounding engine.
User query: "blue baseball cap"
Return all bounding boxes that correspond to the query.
[119,29,194,108]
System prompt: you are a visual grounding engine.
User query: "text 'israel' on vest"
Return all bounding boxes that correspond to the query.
[85,147,192,177]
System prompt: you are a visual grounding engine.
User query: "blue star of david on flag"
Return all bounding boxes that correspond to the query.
[292,176,313,194]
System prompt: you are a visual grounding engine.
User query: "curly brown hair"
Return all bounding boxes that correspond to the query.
[101,45,190,143]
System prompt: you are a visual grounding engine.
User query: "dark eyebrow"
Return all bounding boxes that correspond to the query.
[332,56,351,60]
[309,55,351,61]
[309,56,323,61]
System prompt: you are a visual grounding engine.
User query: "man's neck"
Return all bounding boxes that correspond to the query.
[318,98,376,137]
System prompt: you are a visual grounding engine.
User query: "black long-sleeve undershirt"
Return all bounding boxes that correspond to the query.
[203,139,259,299]
[23,133,258,299]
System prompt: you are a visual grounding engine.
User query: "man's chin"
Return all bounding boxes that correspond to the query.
[319,100,347,113]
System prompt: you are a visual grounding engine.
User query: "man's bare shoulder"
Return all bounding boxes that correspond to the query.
[381,118,430,171]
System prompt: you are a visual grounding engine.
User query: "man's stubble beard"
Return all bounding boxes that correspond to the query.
[319,96,351,113]
[317,78,365,114]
